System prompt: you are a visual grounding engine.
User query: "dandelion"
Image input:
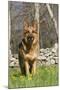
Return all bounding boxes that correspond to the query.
[28,77,32,80]
[20,75,24,81]
[12,76,16,80]
[28,74,32,80]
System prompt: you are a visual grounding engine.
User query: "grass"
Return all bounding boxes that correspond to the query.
[8,65,59,89]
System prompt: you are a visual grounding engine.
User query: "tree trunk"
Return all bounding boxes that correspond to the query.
[46,4,58,36]
[35,3,40,55]
[8,7,12,59]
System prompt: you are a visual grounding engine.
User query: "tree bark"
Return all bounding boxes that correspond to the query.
[35,3,40,55]
[8,7,12,59]
[46,4,58,36]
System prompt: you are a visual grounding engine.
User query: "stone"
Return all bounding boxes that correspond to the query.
[45,52,52,57]
[14,61,19,67]
[9,62,14,67]
[37,56,46,61]
[10,57,16,61]
[49,56,53,59]
[53,57,58,64]
[46,57,51,61]
[54,52,58,57]
[40,48,45,53]
[50,59,55,64]
[55,59,59,64]
[46,61,51,66]
[53,57,58,60]
[46,48,50,51]
[13,54,18,59]
[15,59,18,62]
[42,61,46,65]
[39,53,44,56]
[52,48,56,53]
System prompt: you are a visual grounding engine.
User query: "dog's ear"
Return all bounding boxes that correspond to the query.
[24,21,29,29]
[24,18,29,30]
[32,20,38,30]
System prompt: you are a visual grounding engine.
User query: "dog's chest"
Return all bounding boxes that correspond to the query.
[22,40,38,60]
[26,46,37,60]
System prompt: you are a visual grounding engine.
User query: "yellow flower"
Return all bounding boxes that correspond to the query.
[28,77,32,80]
[20,75,24,80]
[12,76,16,80]
[20,76,24,78]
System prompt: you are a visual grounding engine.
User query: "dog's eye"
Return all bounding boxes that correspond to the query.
[26,30,29,33]
[32,30,37,34]
[24,30,29,34]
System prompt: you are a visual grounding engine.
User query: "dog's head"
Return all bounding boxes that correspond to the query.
[23,19,38,45]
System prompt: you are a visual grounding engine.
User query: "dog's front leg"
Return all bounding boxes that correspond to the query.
[32,60,36,75]
[25,60,29,76]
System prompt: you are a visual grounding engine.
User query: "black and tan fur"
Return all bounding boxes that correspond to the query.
[18,19,38,75]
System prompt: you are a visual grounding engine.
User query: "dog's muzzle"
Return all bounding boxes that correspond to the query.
[27,35,34,43]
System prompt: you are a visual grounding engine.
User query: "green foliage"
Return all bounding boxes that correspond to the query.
[8,65,58,89]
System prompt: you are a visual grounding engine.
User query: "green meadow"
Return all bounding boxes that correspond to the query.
[8,65,59,89]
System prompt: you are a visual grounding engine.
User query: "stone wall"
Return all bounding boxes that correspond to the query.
[37,43,58,66]
[9,43,58,67]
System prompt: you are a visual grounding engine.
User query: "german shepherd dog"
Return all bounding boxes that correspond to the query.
[18,19,38,75]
